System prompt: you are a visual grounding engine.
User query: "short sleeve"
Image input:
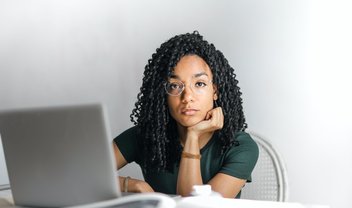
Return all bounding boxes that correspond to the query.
[220,132,259,182]
[113,126,141,163]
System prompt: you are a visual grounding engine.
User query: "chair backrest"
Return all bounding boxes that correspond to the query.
[240,130,288,202]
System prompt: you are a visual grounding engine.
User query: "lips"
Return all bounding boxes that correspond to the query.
[181,108,199,116]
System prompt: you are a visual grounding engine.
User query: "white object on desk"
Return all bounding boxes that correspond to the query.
[176,196,306,208]
[66,193,176,208]
[190,185,222,197]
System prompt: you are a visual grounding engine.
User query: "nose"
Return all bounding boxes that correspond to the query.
[181,84,194,103]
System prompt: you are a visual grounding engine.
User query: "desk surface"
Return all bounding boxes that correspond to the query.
[0,189,329,208]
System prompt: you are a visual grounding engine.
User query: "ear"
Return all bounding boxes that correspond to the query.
[213,85,218,100]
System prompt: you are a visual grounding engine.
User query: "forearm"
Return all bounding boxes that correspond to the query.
[176,134,203,196]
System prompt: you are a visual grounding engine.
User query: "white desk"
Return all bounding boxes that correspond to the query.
[176,196,329,208]
[0,189,329,208]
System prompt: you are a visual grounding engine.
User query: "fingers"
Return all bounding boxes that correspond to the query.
[206,107,224,129]
[199,107,223,133]
[187,107,224,137]
[129,179,154,193]
[205,112,212,120]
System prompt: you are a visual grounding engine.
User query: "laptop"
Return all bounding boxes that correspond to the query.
[0,104,175,208]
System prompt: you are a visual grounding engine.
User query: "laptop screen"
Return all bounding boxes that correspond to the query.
[0,103,121,207]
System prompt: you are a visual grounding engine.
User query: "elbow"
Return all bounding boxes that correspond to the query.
[176,187,193,197]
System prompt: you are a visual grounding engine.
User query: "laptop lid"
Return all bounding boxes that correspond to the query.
[0,103,121,207]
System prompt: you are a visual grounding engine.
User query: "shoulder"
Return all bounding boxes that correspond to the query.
[225,131,259,162]
[113,126,141,163]
[235,131,259,150]
[114,126,140,142]
[216,131,259,180]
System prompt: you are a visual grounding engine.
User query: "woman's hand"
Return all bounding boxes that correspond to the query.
[187,107,224,138]
[128,178,155,193]
[119,177,154,193]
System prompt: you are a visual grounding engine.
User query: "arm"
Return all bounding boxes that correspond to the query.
[210,132,259,198]
[176,132,203,196]
[177,107,224,196]
[178,152,246,198]
[208,173,246,198]
[176,107,248,198]
[113,142,154,193]
[113,142,128,169]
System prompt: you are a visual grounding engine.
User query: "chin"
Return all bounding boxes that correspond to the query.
[178,117,203,127]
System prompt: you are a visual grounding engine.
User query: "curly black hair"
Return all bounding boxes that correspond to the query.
[130,31,246,173]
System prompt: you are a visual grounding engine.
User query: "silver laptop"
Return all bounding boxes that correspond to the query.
[0,104,121,207]
[0,104,176,208]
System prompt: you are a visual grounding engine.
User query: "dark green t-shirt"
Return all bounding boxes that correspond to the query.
[114,126,259,197]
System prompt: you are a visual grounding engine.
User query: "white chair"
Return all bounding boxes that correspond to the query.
[240,130,289,202]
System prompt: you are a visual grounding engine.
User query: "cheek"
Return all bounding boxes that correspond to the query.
[167,97,178,115]
[201,94,215,110]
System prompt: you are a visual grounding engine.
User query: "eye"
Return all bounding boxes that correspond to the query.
[168,82,182,90]
[194,81,207,88]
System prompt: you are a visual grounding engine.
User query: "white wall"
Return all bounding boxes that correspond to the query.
[0,0,351,207]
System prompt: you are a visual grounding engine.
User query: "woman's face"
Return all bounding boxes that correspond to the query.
[167,55,217,127]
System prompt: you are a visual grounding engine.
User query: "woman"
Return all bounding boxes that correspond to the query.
[113,31,258,198]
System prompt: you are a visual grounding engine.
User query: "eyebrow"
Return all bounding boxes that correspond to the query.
[169,72,209,79]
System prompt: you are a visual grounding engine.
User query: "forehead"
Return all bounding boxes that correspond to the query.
[170,55,212,79]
